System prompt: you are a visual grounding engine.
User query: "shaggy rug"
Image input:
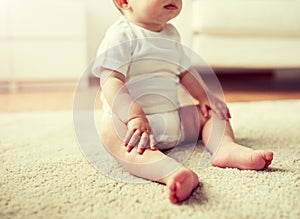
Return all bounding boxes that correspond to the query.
[0,100,299,219]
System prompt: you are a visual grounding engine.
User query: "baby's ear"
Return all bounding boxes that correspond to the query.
[114,0,129,11]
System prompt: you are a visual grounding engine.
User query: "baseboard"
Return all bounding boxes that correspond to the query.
[274,69,300,80]
[0,79,89,93]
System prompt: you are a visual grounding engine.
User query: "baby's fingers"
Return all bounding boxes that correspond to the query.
[212,102,228,120]
[137,132,148,155]
[225,107,231,120]
[149,134,157,151]
[124,129,133,146]
[220,104,231,120]
[127,130,140,152]
[200,104,209,118]
[215,109,225,120]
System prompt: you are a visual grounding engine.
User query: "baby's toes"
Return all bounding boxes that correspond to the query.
[265,151,274,161]
[167,180,178,203]
[254,150,274,169]
[264,160,272,169]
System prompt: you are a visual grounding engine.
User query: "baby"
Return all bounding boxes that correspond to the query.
[94,0,274,204]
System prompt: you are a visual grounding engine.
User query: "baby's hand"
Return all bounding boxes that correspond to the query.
[200,93,231,121]
[124,116,157,155]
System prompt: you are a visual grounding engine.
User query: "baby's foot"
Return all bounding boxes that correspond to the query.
[166,168,199,204]
[211,142,273,170]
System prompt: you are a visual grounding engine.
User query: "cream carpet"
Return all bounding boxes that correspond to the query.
[0,100,299,219]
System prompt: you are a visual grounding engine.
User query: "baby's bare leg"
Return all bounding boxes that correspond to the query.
[99,114,199,203]
[180,105,273,170]
[202,115,273,170]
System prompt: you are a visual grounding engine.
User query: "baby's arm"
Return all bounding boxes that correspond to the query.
[179,69,231,120]
[101,69,156,154]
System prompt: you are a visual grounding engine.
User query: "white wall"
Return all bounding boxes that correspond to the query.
[0,0,88,84]
[171,0,193,47]
[86,0,120,62]
[0,0,194,90]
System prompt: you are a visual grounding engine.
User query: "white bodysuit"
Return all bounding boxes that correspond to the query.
[93,17,191,150]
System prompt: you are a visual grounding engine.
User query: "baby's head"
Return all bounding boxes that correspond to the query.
[113,0,182,31]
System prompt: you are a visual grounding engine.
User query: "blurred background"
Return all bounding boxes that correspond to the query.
[0,0,300,112]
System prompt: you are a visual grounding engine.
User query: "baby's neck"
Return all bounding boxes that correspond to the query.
[124,16,165,32]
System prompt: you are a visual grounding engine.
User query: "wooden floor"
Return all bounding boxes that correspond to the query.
[0,75,299,112]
